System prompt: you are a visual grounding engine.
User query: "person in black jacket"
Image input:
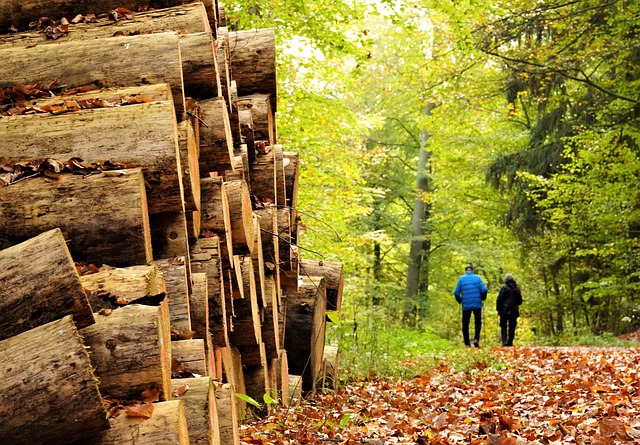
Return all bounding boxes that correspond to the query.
[496,273,523,346]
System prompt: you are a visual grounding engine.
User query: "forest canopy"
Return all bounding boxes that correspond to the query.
[226,0,640,345]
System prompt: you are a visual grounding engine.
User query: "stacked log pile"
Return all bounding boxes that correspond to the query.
[0,1,344,443]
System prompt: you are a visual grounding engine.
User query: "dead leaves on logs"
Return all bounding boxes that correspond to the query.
[0,157,138,187]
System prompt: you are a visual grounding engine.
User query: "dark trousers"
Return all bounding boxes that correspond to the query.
[500,314,518,346]
[462,308,482,346]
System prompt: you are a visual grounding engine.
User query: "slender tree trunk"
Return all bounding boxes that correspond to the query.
[404,104,435,322]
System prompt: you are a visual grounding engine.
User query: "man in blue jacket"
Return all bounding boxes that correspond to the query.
[453,264,488,347]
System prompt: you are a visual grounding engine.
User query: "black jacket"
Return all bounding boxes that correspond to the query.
[496,279,523,317]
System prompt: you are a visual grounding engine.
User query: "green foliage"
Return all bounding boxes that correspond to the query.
[235,392,261,408]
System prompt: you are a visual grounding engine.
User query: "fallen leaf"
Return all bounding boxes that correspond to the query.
[141,388,160,403]
[125,403,154,418]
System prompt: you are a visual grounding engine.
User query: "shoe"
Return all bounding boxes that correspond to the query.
[473,339,479,348]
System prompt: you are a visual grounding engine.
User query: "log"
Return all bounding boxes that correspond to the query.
[200,177,234,259]
[16,83,174,106]
[214,382,240,445]
[0,100,184,214]
[80,303,172,401]
[277,350,291,406]
[80,265,166,309]
[0,32,186,116]
[154,257,192,333]
[230,346,247,418]
[0,228,94,341]
[299,259,344,312]
[215,27,233,113]
[0,0,199,32]
[228,258,260,358]
[274,145,287,208]
[228,29,277,111]
[190,235,229,348]
[277,207,292,270]
[171,377,221,445]
[238,94,274,146]
[237,101,255,162]
[287,374,303,406]
[225,178,254,255]
[0,316,109,445]
[198,98,235,175]
[283,151,300,217]
[150,211,192,260]
[321,345,339,389]
[251,214,267,308]
[190,272,209,340]
[0,167,152,267]
[284,276,327,390]
[261,275,280,360]
[187,210,202,240]
[80,400,189,445]
[244,360,271,406]
[172,339,207,377]
[179,120,201,211]
[250,150,276,205]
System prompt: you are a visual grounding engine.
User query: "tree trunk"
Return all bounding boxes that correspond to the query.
[238,93,274,146]
[284,276,327,390]
[250,150,277,205]
[154,257,192,333]
[0,316,109,445]
[0,100,183,214]
[0,0,197,32]
[0,228,94,341]
[404,103,434,322]
[299,259,344,313]
[80,400,190,445]
[80,303,172,401]
[0,32,186,116]
[0,168,152,267]
[171,377,221,445]
[228,29,277,112]
[225,179,255,255]
[198,97,235,175]
[171,339,207,377]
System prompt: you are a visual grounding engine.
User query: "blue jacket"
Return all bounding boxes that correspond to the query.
[454,272,488,310]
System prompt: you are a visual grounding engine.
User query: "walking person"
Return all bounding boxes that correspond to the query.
[453,264,488,347]
[496,273,523,346]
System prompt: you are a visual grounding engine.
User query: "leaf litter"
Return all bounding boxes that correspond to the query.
[240,347,640,444]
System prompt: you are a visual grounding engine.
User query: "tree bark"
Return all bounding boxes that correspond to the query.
[80,303,172,401]
[250,150,276,206]
[299,259,344,312]
[0,100,183,214]
[154,257,192,333]
[0,32,186,117]
[17,83,174,106]
[0,228,94,341]
[284,276,327,390]
[0,316,109,445]
[215,27,233,115]
[0,168,152,267]
[80,400,189,445]
[171,377,221,445]
[0,0,198,32]
[198,97,235,175]
[228,29,276,112]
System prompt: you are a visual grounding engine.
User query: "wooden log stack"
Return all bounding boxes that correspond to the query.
[0,1,344,443]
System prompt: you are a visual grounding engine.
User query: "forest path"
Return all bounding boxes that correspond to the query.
[240,347,640,444]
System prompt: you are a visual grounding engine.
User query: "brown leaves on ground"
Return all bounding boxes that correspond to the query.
[240,347,640,444]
